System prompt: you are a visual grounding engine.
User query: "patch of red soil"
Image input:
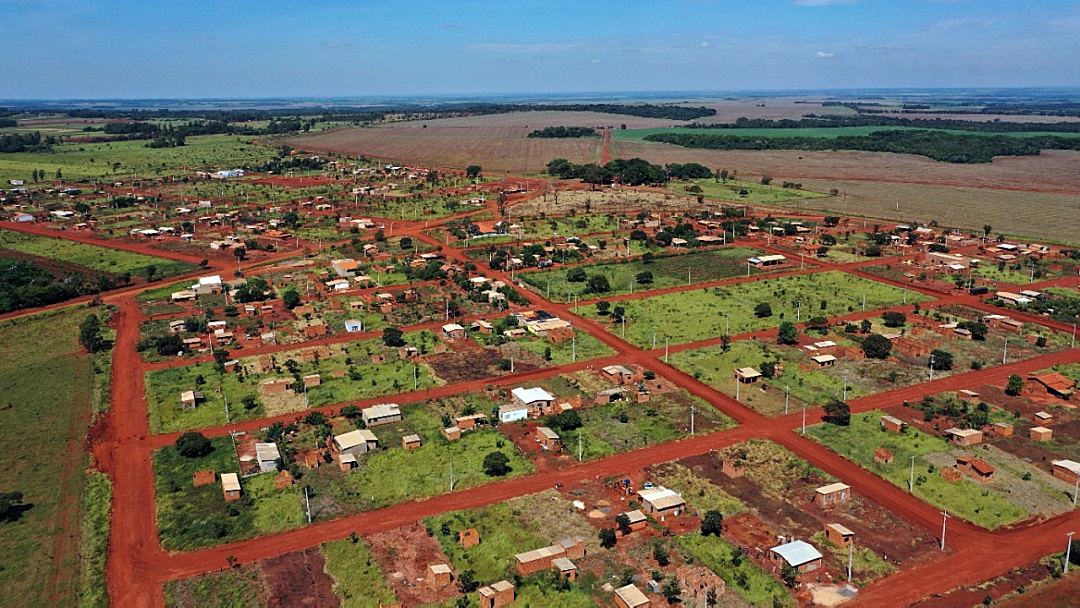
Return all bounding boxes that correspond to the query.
[260,547,339,607]
[916,561,1053,607]
[365,523,460,606]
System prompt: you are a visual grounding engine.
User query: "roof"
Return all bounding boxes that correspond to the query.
[811,354,837,364]
[537,426,560,440]
[624,509,647,524]
[770,540,823,567]
[749,254,786,263]
[479,580,515,597]
[614,584,650,607]
[254,443,280,462]
[639,486,686,510]
[441,323,465,332]
[734,367,762,379]
[551,557,576,571]
[363,403,401,419]
[516,545,564,564]
[402,434,421,444]
[511,387,555,403]
[429,563,452,574]
[958,456,994,475]
[221,473,241,492]
[880,415,905,426]
[1031,426,1053,434]
[1053,460,1080,476]
[827,523,855,537]
[602,365,635,376]
[334,429,378,450]
[1035,411,1053,420]
[816,482,850,495]
[945,428,982,438]
[1032,373,1075,393]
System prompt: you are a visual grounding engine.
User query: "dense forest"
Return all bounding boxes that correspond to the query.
[527,126,598,138]
[686,115,1080,133]
[545,157,668,186]
[643,129,1080,163]
[0,259,126,313]
[0,132,56,153]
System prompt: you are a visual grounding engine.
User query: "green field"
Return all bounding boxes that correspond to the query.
[521,247,771,299]
[0,307,103,605]
[0,228,196,278]
[805,412,1058,529]
[471,320,616,366]
[0,134,278,183]
[145,333,441,434]
[322,538,398,608]
[579,270,930,348]
[163,564,266,608]
[676,533,793,607]
[426,501,547,582]
[154,436,306,552]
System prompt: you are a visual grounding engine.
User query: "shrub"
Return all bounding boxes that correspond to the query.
[174,432,212,458]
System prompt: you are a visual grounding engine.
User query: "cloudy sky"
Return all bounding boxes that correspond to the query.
[5,0,1080,99]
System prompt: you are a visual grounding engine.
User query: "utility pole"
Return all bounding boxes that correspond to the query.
[510,352,515,373]
[940,509,950,551]
[847,537,854,582]
[1067,531,1075,574]
[621,315,626,338]
[665,337,670,363]
[449,457,455,491]
[304,486,312,524]
[735,377,740,401]
[929,353,935,382]
[578,431,583,462]
[690,403,695,435]
[1073,471,1079,506]
[784,385,790,415]
[842,372,848,402]
[909,455,916,492]
[223,389,230,424]
[652,325,658,349]
[413,365,418,390]
[571,336,576,362]
[801,401,806,435]
[1002,338,1008,365]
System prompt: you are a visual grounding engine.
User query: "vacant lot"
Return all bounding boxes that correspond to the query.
[322,537,399,607]
[0,307,103,607]
[0,229,196,278]
[522,246,769,299]
[580,270,929,348]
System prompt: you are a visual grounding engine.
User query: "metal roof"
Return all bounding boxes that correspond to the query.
[334,429,378,450]
[221,473,241,492]
[770,540,823,567]
[537,427,560,440]
[827,523,855,537]
[614,584,650,607]
[1053,460,1080,475]
[254,443,280,462]
[512,387,555,403]
[639,487,686,510]
[815,482,850,495]
[362,403,401,419]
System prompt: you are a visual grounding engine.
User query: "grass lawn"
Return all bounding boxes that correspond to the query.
[648,461,746,517]
[668,338,868,415]
[145,334,441,434]
[163,564,266,608]
[521,246,770,299]
[805,412,1034,529]
[542,390,733,461]
[425,502,548,582]
[472,321,616,366]
[154,436,306,552]
[0,306,101,606]
[580,270,929,348]
[77,472,112,608]
[668,176,831,205]
[676,532,793,607]
[322,538,398,608]
[0,228,196,278]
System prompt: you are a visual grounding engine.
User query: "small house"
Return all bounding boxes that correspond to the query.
[399,346,419,360]
[344,319,363,333]
[769,540,823,574]
[427,563,453,589]
[945,428,983,447]
[1030,426,1053,442]
[956,455,994,482]
[515,545,566,576]
[958,389,980,402]
[1030,373,1075,399]
[180,390,206,409]
[638,486,686,516]
[824,523,855,546]
[601,365,637,385]
[472,320,494,335]
[459,528,480,548]
[402,434,422,450]
[498,403,529,423]
[621,509,648,533]
[221,473,241,502]
[614,584,650,608]
[811,354,837,367]
[441,323,466,341]
[814,482,851,507]
[511,387,556,413]
[455,413,487,430]
[992,422,1014,437]
[880,415,906,434]
[332,429,379,456]
[254,443,281,473]
[442,426,461,441]
[551,557,577,581]
[536,426,561,450]
[478,580,515,608]
[1034,411,1054,425]
[1051,460,1080,484]
[734,367,763,384]
[362,403,402,427]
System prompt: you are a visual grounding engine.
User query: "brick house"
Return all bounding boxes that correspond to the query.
[824,523,855,546]
[221,473,241,501]
[956,456,995,482]
[536,426,561,450]
[880,415,906,434]
[1051,460,1080,484]
[945,428,983,447]
[478,580,515,608]
[427,564,453,589]
[814,482,851,508]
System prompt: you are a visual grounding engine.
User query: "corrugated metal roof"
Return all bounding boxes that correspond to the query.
[512,387,555,403]
[816,482,850,495]
[770,540,823,567]
[221,473,241,492]
[614,584,650,607]
[254,442,280,462]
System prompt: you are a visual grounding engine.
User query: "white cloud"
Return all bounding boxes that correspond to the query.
[590,59,600,63]
[325,41,354,49]
[700,41,712,48]
[816,51,835,57]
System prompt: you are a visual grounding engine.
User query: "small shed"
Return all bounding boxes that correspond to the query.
[221,473,241,502]
[442,426,461,441]
[536,426,561,450]
[551,557,577,581]
[478,580,515,608]
[254,442,281,473]
[402,434,422,450]
[956,455,995,482]
[1030,426,1053,442]
[1034,411,1054,425]
[180,390,205,409]
[769,540,823,573]
[814,482,851,507]
[811,354,837,367]
[958,389,980,402]
[992,422,1014,437]
[427,563,453,588]
[824,523,855,546]
[621,509,648,533]
[945,428,983,447]
[734,367,762,384]
[874,448,894,464]
[880,415,906,434]
[614,584,651,608]
[344,319,363,333]
[459,528,480,548]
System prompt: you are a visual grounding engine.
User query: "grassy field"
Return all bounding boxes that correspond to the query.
[472,321,616,366]
[163,565,266,608]
[0,135,278,183]
[425,501,548,582]
[669,177,832,205]
[521,246,770,299]
[0,306,101,606]
[805,412,1060,529]
[322,538,398,608]
[77,472,112,608]
[154,436,306,552]
[579,270,929,348]
[542,389,733,461]
[648,461,746,516]
[0,229,197,278]
[145,334,440,434]
[668,338,868,415]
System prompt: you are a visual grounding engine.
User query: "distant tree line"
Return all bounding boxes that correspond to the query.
[527,126,598,138]
[546,157,668,186]
[822,100,1080,118]
[0,132,56,153]
[643,129,1080,163]
[684,115,1080,134]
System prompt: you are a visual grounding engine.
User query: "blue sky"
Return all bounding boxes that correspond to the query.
[5,0,1080,99]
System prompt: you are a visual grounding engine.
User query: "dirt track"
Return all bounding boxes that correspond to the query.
[68,199,1080,606]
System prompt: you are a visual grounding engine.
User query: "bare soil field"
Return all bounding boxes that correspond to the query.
[365,522,459,606]
[286,125,604,174]
[260,547,338,607]
[384,110,684,130]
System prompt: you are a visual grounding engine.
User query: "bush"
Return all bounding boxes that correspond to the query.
[823,399,851,426]
[482,451,511,476]
[701,510,723,536]
[174,432,213,458]
[754,302,772,318]
[882,311,906,328]
[863,334,892,359]
[929,349,954,371]
[599,527,617,548]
